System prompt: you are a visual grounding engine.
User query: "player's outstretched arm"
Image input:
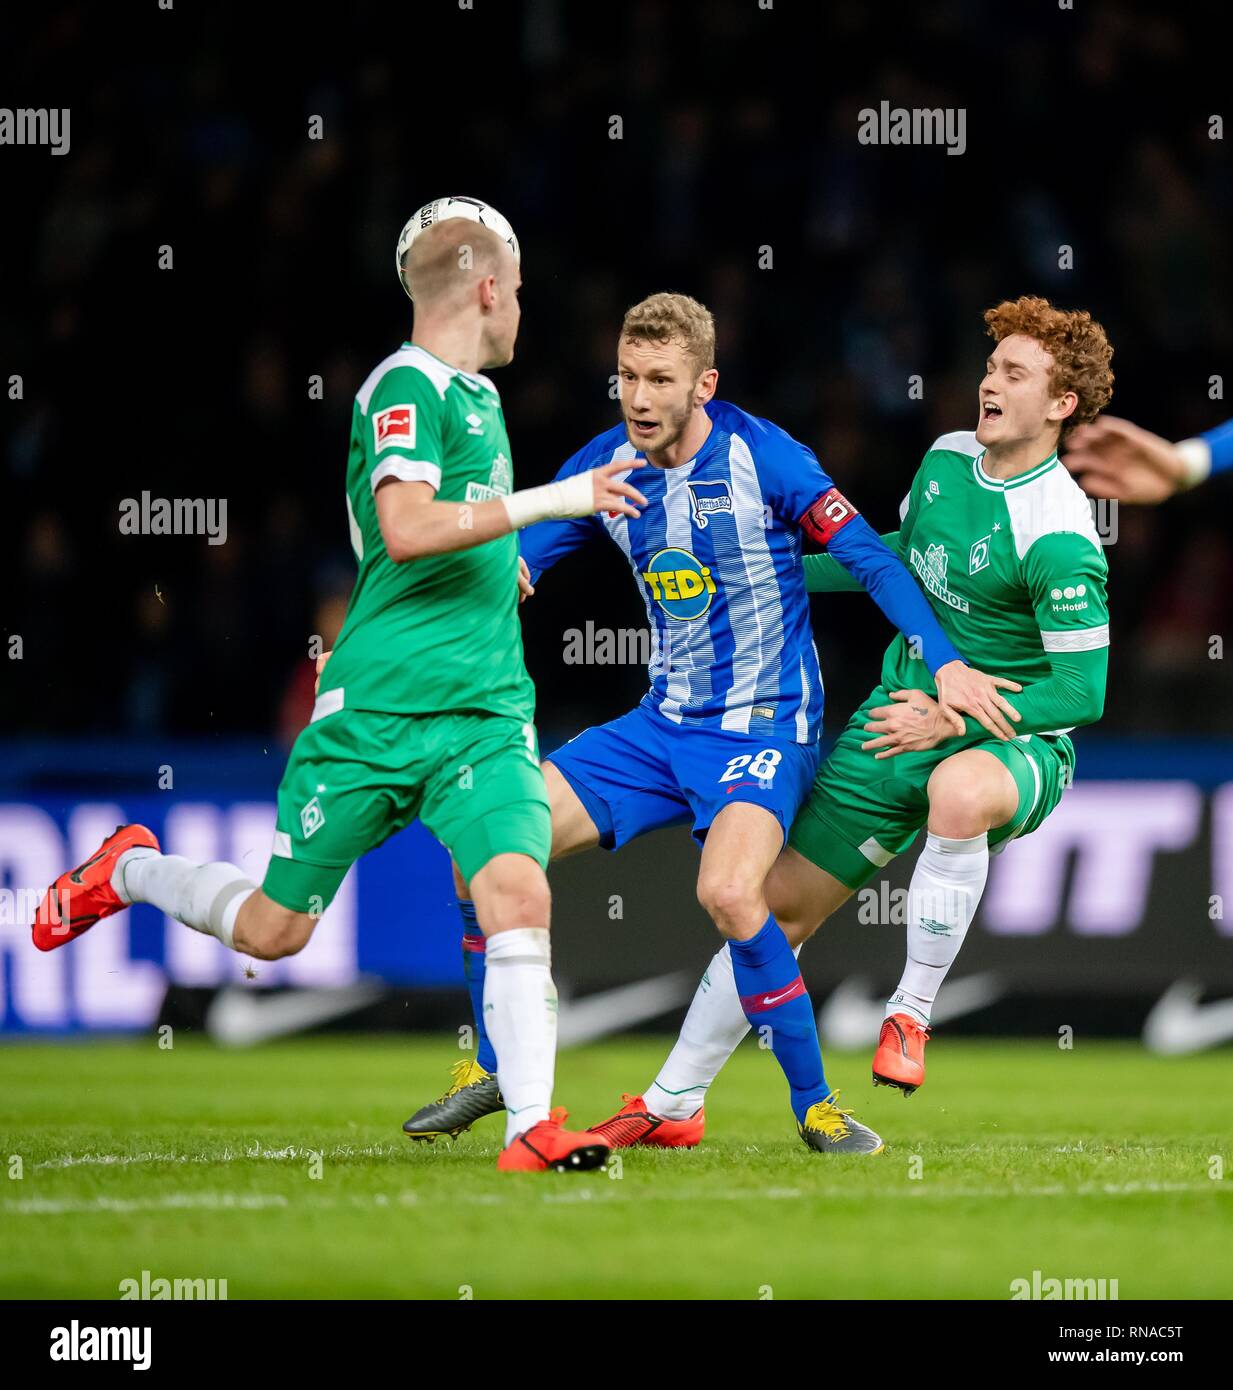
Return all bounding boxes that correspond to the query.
[1065,414,1233,503]
[802,530,901,593]
[374,460,646,562]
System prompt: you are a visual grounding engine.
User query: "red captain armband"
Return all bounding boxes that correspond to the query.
[799,487,860,545]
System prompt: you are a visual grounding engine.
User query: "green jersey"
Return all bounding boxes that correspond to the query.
[319,342,534,720]
[808,430,1109,733]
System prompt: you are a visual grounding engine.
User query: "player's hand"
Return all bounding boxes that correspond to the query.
[861,690,949,759]
[1064,415,1185,504]
[517,556,535,603]
[589,459,647,519]
[314,650,331,695]
[934,660,1022,740]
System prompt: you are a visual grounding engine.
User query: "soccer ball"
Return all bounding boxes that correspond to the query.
[396,196,520,300]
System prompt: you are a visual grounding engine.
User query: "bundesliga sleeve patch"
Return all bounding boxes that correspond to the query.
[373,403,416,453]
[800,487,859,544]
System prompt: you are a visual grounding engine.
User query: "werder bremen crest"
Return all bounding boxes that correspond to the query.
[909,541,970,613]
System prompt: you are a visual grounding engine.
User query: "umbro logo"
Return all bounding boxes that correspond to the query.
[465,413,483,435]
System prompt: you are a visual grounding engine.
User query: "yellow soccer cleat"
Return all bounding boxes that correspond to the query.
[798,1091,885,1155]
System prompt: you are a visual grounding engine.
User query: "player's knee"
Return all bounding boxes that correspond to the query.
[696,872,761,936]
[238,911,315,960]
[472,858,551,933]
[232,892,316,959]
[484,884,551,933]
[268,923,313,958]
[927,760,998,837]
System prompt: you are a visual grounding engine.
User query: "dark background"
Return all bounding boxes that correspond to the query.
[3,0,1231,755]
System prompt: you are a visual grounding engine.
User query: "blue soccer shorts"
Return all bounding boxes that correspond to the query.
[545,702,820,851]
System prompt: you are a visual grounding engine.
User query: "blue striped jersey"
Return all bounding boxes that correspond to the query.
[520,400,832,743]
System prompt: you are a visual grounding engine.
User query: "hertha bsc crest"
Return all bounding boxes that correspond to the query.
[687,480,733,529]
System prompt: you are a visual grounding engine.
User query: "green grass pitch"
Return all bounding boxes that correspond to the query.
[2,1035,1230,1300]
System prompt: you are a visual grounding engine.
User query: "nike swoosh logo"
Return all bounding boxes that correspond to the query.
[1143,980,1233,1055]
[204,974,697,1049]
[205,982,385,1047]
[557,973,695,1047]
[68,850,109,885]
[760,987,798,1007]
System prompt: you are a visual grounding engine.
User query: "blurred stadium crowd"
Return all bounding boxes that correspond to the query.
[4,0,1230,750]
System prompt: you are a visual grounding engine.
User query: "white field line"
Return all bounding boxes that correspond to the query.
[34,1144,402,1169]
[6,1193,291,1214]
[34,1140,1196,1171]
[5,1180,1226,1216]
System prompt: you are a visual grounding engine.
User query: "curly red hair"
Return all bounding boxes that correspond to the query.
[984,296,1114,439]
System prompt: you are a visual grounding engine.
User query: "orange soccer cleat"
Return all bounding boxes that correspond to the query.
[587,1093,705,1150]
[496,1108,611,1173]
[872,1013,931,1096]
[33,823,160,952]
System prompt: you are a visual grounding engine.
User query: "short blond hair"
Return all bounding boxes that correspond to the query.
[403,218,512,306]
[621,292,716,376]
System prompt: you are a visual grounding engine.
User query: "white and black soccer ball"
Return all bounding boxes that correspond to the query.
[396,196,520,300]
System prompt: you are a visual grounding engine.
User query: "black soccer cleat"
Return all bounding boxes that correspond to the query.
[402,1059,504,1141]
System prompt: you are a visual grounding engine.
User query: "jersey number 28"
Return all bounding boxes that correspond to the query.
[719,749,782,783]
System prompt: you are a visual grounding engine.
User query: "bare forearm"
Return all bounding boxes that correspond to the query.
[377,467,645,564]
[385,498,512,561]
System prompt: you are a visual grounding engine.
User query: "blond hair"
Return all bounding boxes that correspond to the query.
[621,292,716,376]
[403,219,512,306]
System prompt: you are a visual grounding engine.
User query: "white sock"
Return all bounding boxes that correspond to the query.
[113,850,256,951]
[644,942,794,1121]
[483,928,557,1144]
[886,831,988,1026]
[645,946,750,1120]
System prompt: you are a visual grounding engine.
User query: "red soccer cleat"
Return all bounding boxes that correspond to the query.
[872,1013,931,1096]
[496,1108,611,1173]
[587,1093,705,1150]
[33,824,160,952]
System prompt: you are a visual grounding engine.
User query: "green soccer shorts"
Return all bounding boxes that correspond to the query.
[788,685,1075,890]
[262,706,551,914]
